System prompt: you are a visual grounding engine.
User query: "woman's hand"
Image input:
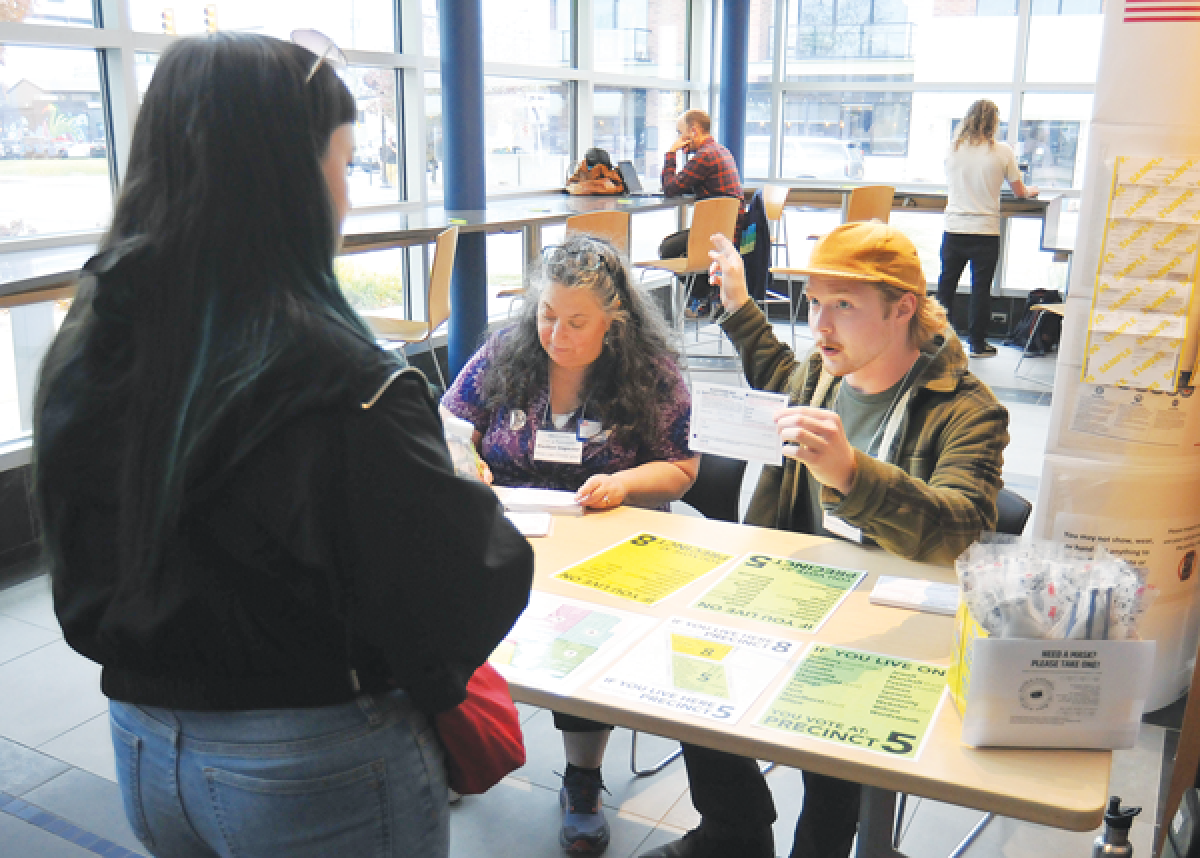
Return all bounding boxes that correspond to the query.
[708,233,750,315]
[575,474,629,510]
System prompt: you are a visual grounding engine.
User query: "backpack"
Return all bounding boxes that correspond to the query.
[565,159,625,195]
[1005,288,1063,354]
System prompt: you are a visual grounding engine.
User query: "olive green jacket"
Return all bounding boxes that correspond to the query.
[721,301,1009,566]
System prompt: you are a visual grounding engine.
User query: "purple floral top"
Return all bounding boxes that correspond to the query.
[442,334,693,495]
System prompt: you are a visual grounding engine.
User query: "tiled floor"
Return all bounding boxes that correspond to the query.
[0,326,1177,858]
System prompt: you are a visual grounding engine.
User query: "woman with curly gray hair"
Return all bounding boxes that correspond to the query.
[442,233,698,854]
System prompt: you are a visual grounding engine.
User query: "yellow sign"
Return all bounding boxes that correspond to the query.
[757,644,947,759]
[553,532,733,605]
[694,554,865,632]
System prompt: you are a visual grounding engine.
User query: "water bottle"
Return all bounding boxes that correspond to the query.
[1092,796,1141,857]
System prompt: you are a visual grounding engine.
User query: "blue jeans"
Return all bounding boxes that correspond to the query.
[109,691,448,858]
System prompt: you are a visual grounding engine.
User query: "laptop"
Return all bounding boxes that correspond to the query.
[617,161,660,196]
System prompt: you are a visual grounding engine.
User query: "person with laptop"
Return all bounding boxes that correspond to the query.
[937,98,1039,358]
[639,222,1009,858]
[657,109,743,317]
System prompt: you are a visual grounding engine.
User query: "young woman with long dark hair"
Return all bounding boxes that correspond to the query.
[35,34,533,858]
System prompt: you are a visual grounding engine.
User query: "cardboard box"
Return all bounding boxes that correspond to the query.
[948,603,1156,749]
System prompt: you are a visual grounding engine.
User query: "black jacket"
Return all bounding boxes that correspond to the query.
[44,361,534,715]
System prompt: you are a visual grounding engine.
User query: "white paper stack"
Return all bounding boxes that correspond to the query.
[504,512,554,537]
[869,576,960,616]
[494,487,584,516]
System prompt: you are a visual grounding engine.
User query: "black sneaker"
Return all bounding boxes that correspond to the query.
[637,823,774,858]
[970,342,998,358]
[559,767,611,854]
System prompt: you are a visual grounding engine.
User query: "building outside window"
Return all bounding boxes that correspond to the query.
[593,87,688,183]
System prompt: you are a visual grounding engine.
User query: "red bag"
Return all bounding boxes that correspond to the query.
[433,663,526,794]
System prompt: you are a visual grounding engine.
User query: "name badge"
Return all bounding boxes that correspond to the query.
[578,418,604,441]
[533,430,584,464]
[823,511,863,544]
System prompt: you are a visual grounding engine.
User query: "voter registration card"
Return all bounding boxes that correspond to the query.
[689,382,788,465]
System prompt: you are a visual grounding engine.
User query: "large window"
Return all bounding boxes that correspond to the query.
[744,86,774,177]
[785,0,1017,83]
[12,0,95,27]
[593,87,688,183]
[343,68,405,206]
[0,46,111,239]
[1018,93,1093,190]
[484,0,573,67]
[593,0,689,79]
[485,78,571,191]
[128,0,396,52]
[748,0,778,83]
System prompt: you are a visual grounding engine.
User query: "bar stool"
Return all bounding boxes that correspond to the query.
[360,225,458,390]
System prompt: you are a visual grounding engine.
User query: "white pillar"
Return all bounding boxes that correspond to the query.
[1033,4,1200,709]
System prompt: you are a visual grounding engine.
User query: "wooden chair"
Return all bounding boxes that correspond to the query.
[566,210,631,258]
[497,211,633,313]
[361,225,458,390]
[761,184,799,348]
[845,185,895,224]
[762,184,790,267]
[634,197,741,363]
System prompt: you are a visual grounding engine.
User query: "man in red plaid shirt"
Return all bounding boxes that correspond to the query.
[659,109,743,316]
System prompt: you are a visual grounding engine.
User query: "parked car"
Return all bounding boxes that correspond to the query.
[782,137,865,180]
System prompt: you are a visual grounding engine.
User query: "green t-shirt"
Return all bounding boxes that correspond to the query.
[808,356,929,539]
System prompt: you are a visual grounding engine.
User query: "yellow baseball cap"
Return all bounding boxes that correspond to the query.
[794,221,925,294]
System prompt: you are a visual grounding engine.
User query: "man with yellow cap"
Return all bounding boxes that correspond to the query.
[639,222,1009,858]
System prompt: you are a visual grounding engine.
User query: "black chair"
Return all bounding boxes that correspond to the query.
[630,453,748,777]
[680,453,748,523]
[995,487,1033,537]
[894,486,1032,854]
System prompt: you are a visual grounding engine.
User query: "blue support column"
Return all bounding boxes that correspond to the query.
[717,0,751,175]
[439,0,487,378]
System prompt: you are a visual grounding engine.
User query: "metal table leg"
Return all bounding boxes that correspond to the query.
[855,786,908,858]
[864,787,993,858]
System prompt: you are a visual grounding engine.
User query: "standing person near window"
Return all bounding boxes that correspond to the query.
[658,109,744,317]
[34,34,533,858]
[937,99,1039,358]
[442,234,700,855]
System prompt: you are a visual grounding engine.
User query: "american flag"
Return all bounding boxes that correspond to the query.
[1124,0,1200,21]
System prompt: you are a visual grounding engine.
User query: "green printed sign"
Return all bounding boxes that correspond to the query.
[694,554,865,632]
[757,645,947,759]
